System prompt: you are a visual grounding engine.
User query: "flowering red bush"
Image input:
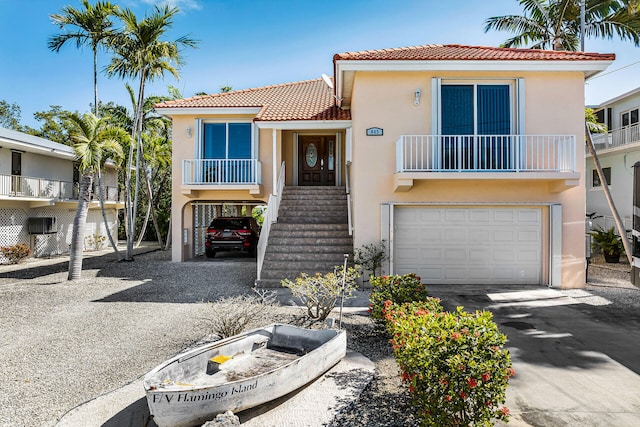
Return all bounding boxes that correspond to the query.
[369,273,429,327]
[386,304,514,426]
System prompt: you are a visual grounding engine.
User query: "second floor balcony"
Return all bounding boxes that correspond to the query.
[0,173,121,203]
[591,123,640,152]
[181,159,262,196]
[395,134,579,192]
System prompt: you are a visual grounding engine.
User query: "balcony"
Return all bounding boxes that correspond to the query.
[591,123,640,152]
[181,159,262,196]
[394,135,579,192]
[0,173,121,202]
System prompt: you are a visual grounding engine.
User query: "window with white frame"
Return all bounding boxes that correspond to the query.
[202,122,252,160]
[200,121,255,183]
[592,167,611,187]
[621,108,639,128]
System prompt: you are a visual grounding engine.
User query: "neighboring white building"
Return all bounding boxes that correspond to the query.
[588,87,640,232]
[0,127,124,260]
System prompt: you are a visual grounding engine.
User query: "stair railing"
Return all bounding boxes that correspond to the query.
[345,162,353,236]
[257,161,286,280]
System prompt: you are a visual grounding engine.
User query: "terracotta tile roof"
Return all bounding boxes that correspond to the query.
[333,44,616,62]
[155,79,350,121]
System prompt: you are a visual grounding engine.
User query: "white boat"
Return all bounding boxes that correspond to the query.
[143,324,347,427]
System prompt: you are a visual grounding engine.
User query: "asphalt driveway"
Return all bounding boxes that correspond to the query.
[428,283,640,426]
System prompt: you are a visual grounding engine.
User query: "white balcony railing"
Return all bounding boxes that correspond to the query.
[0,174,121,202]
[591,123,640,151]
[0,174,74,199]
[182,159,260,185]
[396,135,576,173]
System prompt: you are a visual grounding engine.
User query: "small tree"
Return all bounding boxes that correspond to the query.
[353,240,388,278]
[281,266,360,322]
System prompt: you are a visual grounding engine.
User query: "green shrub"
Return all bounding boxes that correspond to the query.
[386,304,514,426]
[85,233,106,250]
[353,240,388,277]
[369,273,429,326]
[281,266,360,322]
[0,243,31,264]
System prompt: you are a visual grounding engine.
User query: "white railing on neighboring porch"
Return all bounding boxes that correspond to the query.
[257,162,285,281]
[0,174,74,199]
[182,159,260,184]
[591,123,640,151]
[396,135,576,173]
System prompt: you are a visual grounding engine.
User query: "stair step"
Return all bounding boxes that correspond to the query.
[278,208,347,217]
[266,244,352,253]
[264,252,348,261]
[260,266,345,281]
[270,229,350,238]
[271,223,350,231]
[278,216,347,224]
[268,237,353,245]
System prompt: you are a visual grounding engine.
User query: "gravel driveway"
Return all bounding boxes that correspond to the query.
[0,248,636,427]
[0,248,258,427]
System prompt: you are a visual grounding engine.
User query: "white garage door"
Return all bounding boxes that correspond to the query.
[394,207,542,285]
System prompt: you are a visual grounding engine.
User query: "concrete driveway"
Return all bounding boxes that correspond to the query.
[428,283,640,426]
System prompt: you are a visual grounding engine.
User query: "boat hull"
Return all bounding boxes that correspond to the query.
[144,324,347,427]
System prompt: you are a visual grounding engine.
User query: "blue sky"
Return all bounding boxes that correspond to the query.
[1,0,639,128]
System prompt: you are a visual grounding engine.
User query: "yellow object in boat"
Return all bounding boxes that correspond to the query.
[210,355,232,364]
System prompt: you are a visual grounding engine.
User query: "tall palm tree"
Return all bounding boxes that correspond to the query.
[107,4,197,260]
[49,1,119,116]
[67,113,126,280]
[484,0,640,51]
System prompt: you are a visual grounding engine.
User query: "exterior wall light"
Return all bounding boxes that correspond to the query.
[186,126,192,138]
[414,88,421,106]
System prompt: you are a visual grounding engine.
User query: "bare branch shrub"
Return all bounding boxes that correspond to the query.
[207,293,282,338]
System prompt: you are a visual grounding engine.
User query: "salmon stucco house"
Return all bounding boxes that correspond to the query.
[156,44,614,289]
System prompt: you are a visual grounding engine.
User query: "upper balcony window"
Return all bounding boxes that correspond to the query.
[203,122,252,160]
[621,108,639,128]
[185,121,258,185]
[440,83,513,170]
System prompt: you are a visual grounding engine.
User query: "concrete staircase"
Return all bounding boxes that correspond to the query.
[256,186,353,288]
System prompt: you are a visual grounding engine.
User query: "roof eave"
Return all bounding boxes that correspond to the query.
[154,107,263,116]
[335,58,614,107]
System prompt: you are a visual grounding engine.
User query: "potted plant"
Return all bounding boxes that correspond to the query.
[589,226,624,263]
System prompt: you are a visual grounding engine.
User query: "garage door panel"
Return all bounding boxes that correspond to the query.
[445,209,468,222]
[469,209,491,222]
[394,207,542,285]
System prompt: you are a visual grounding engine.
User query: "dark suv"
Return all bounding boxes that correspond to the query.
[204,217,260,258]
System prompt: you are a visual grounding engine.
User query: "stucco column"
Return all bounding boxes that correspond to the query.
[272,128,277,194]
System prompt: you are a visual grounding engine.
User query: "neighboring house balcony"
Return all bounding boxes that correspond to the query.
[394,134,579,192]
[0,173,121,203]
[591,123,640,153]
[181,159,262,196]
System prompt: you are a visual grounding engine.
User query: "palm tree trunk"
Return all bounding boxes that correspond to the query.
[135,198,151,248]
[136,142,164,248]
[93,44,99,116]
[585,123,632,264]
[96,169,121,259]
[164,217,172,251]
[68,174,93,280]
[127,72,147,259]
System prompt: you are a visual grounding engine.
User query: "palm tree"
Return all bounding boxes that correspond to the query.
[107,4,198,260]
[67,113,126,280]
[484,0,640,51]
[49,1,119,116]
